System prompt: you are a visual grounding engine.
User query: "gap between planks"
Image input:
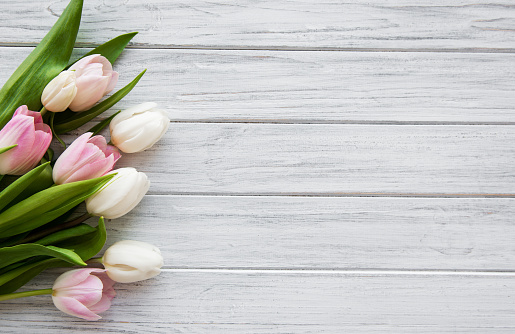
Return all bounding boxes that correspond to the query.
[1,43,515,54]
[149,192,515,198]
[160,268,515,277]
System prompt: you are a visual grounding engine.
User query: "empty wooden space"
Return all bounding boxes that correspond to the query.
[1,0,514,332]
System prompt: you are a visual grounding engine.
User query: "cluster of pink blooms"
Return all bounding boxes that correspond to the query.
[0,55,119,179]
[0,54,169,320]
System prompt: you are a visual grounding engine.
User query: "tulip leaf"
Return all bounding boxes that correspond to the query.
[0,174,114,238]
[0,0,83,129]
[0,145,17,155]
[80,32,138,65]
[54,69,146,134]
[0,258,60,294]
[88,110,121,135]
[0,162,50,212]
[0,244,86,269]
[56,217,107,260]
[35,224,96,246]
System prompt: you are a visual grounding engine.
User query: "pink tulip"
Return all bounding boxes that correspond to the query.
[52,268,116,321]
[68,54,118,112]
[0,105,52,175]
[53,132,121,184]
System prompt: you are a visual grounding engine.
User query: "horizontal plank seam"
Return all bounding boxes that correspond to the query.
[169,120,515,126]
[146,192,515,198]
[2,43,515,54]
[160,268,515,276]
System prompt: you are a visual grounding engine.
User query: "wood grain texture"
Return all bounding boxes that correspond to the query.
[2,270,515,333]
[102,195,515,270]
[1,0,515,49]
[3,47,515,123]
[95,123,515,195]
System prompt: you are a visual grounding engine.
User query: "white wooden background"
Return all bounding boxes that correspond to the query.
[1,0,515,332]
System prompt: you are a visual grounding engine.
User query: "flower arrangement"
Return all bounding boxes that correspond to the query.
[0,0,168,320]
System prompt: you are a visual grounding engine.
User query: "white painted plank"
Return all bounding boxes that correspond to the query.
[99,123,515,195]
[2,270,515,333]
[102,195,515,270]
[2,1,515,49]
[3,48,515,123]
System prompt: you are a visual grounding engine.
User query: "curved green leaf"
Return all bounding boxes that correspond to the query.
[0,244,86,269]
[0,258,59,294]
[0,0,83,128]
[78,32,138,65]
[0,162,50,212]
[0,174,114,238]
[35,224,96,246]
[0,145,16,155]
[56,217,107,261]
[54,70,146,134]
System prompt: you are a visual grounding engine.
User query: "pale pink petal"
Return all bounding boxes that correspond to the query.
[56,276,103,307]
[88,135,108,151]
[105,71,118,94]
[63,155,115,183]
[53,268,105,290]
[69,75,109,111]
[52,296,102,321]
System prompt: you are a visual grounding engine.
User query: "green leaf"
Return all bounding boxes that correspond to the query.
[0,174,114,238]
[0,145,16,155]
[0,258,59,294]
[0,244,86,269]
[0,162,50,212]
[57,217,107,260]
[35,224,96,246]
[88,110,121,135]
[0,0,83,129]
[77,32,138,65]
[54,70,146,134]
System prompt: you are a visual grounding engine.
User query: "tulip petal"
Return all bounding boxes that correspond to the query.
[105,71,118,94]
[64,154,115,184]
[52,296,102,321]
[69,74,110,112]
[53,268,106,290]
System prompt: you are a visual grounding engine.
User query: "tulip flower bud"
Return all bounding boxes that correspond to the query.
[0,106,52,175]
[102,240,163,283]
[85,167,150,219]
[52,268,116,321]
[68,54,119,112]
[41,70,77,112]
[52,132,121,184]
[110,102,170,153]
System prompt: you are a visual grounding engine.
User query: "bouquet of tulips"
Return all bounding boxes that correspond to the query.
[0,0,169,321]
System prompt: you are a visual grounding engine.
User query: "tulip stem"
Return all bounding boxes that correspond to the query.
[40,107,48,116]
[87,257,103,264]
[17,213,92,244]
[0,288,52,302]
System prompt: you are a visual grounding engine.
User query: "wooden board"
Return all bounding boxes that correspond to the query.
[2,270,515,333]
[3,48,515,123]
[107,123,515,195]
[102,195,515,270]
[2,0,515,49]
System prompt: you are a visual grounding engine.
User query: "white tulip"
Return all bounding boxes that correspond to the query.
[102,240,163,283]
[41,71,77,112]
[85,167,150,219]
[110,102,170,153]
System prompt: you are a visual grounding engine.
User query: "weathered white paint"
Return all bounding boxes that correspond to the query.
[2,48,515,123]
[1,0,515,49]
[2,0,515,332]
[2,270,515,333]
[109,123,515,195]
[100,195,515,270]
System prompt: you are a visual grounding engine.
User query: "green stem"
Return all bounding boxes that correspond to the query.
[17,212,92,244]
[86,257,103,264]
[40,107,48,116]
[0,288,52,301]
